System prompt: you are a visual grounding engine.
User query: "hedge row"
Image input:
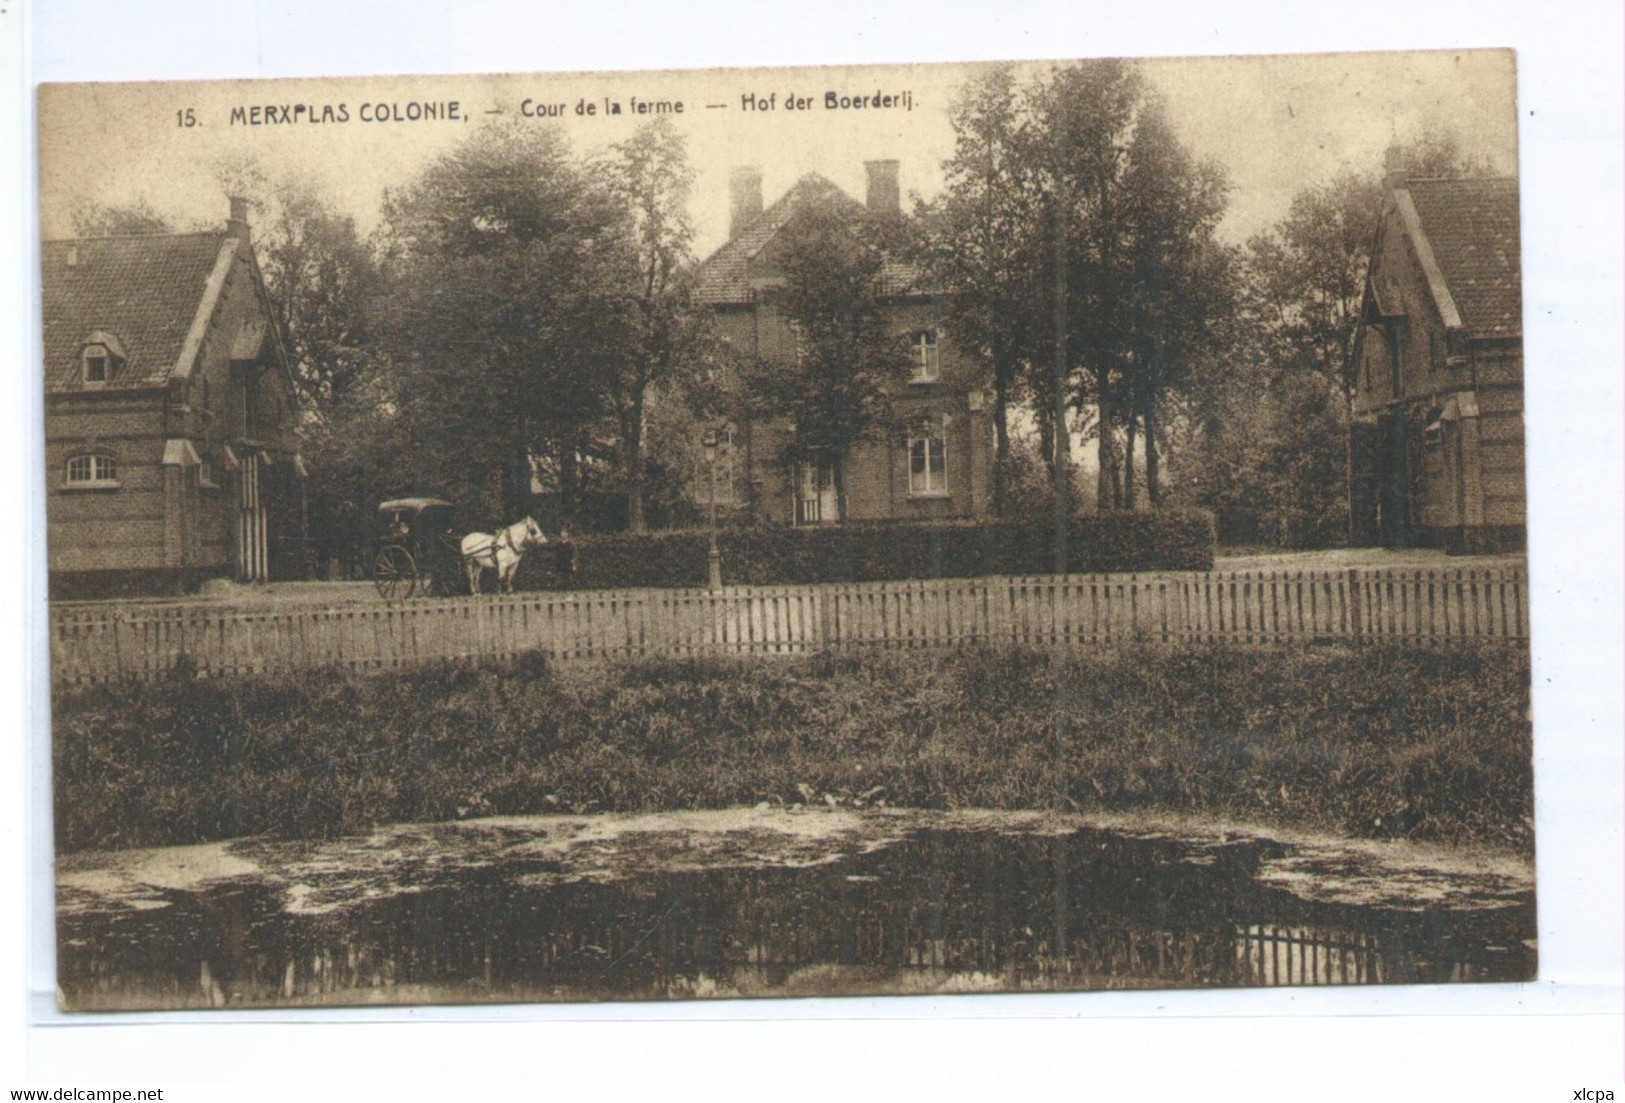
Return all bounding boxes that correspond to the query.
[515,510,1215,591]
[52,642,1533,852]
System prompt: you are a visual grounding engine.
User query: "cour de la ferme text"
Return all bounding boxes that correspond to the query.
[520,96,685,118]
[515,90,914,119]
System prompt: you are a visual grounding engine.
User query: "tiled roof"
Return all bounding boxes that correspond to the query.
[1405,177,1522,339]
[693,172,924,305]
[42,231,233,392]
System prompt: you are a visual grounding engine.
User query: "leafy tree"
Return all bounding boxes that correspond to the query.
[917,65,1046,514]
[69,199,175,237]
[297,370,415,578]
[748,193,913,524]
[209,160,387,408]
[602,118,702,532]
[1026,61,1231,511]
[1247,170,1376,394]
[375,121,631,525]
[1027,60,1141,512]
[257,182,383,408]
[923,61,1234,516]
[1113,98,1232,508]
[1396,123,1499,180]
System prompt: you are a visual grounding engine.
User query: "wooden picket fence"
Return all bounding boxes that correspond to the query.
[48,566,1529,686]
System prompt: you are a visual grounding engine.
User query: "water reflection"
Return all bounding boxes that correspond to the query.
[57,827,1534,1009]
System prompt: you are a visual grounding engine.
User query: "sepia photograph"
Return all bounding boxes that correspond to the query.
[37,51,1536,1012]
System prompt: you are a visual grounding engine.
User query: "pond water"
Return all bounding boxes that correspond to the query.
[56,816,1535,1009]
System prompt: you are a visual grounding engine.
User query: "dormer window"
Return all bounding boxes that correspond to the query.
[77,332,126,388]
[912,329,940,382]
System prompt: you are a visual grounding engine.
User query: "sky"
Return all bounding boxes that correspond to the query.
[37,50,1517,257]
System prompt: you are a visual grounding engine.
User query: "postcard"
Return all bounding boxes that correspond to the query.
[38,51,1532,1011]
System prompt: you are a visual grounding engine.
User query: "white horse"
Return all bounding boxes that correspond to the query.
[461,516,546,595]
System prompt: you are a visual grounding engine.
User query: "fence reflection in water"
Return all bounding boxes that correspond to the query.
[57,828,1534,1009]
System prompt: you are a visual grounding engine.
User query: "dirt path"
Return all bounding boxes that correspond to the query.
[1214,547,1525,571]
[53,548,1527,612]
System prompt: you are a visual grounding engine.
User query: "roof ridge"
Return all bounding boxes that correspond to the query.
[43,228,225,245]
[732,171,852,234]
[1398,172,1521,340]
[1402,175,1518,186]
[693,170,924,304]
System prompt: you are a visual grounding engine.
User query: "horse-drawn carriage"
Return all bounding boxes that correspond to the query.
[373,498,463,600]
[373,498,548,600]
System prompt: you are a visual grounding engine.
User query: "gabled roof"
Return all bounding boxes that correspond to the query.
[41,230,238,392]
[692,172,923,305]
[1399,177,1521,339]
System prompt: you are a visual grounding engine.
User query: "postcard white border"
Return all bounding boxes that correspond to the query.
[9,0,1623,1093]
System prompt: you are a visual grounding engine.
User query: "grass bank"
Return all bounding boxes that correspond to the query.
[52,644,1532,853]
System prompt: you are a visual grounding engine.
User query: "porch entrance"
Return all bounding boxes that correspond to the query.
[795,462,838,525]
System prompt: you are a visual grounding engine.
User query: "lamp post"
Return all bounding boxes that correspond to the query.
[702,427,722,589]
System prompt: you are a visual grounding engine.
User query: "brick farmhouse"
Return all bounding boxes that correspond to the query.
[692,162,994,525]
[43,199,304,598]
[1348,170,1524,553]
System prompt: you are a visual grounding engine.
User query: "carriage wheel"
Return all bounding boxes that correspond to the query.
[374,546,418,601]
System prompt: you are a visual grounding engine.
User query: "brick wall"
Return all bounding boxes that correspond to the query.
[708,295,992,525]
[45,393,171,571]
[1477,380,1526,527]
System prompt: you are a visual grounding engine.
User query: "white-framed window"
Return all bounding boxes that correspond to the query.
[907,417,947,496]
[197,456,220,489]
[704,337,736,392]
[705,425,739,506]
[1387,317,1407,397]
[65,453,120,489]
[786,317,807,366]
[912,329,940,383]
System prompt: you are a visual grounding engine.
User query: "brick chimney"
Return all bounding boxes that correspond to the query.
[227,196,251,240]
[728,167,763,238]
[865,159,900,215]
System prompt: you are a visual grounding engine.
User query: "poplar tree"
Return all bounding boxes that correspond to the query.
[603,118,701,532]
[1030,61,1230,510]
[918,65,1046,515]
